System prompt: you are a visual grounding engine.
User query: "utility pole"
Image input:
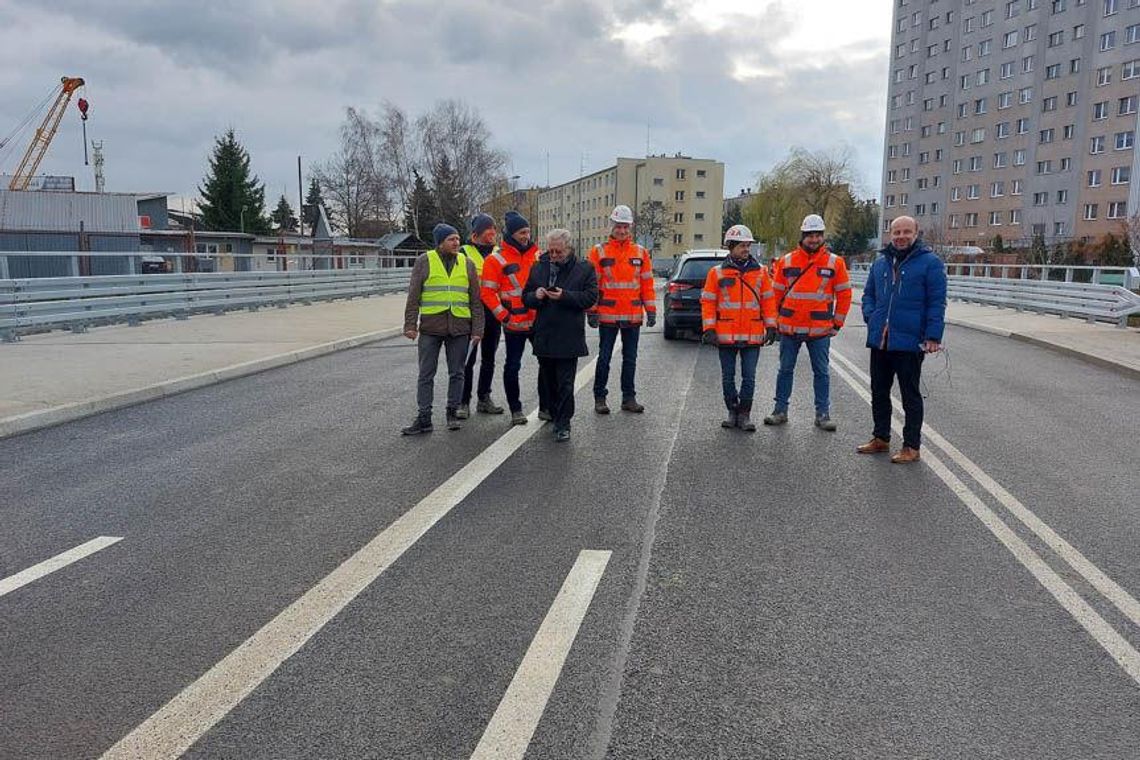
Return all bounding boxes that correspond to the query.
[91,140,105,193]
[297,156,304,237]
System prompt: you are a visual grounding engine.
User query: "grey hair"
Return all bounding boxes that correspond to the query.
[546,228,572,248]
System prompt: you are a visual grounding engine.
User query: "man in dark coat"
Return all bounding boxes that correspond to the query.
[522,228,599,441]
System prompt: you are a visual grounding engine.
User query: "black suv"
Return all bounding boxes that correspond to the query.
[662,249,726,340]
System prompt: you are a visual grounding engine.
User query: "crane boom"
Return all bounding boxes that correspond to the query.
[8,76,85,191]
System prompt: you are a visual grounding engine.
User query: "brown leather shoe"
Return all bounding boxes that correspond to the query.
[890,446,921,464]
[856,437,890,454]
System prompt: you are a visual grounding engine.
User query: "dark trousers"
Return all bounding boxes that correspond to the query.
[870,348,925,449]
[538,357,579,430]
[416,333,468,415]
[461,304,501,404]
[503,331,550,414]
[594,324,640,400]
[718,345,760,411]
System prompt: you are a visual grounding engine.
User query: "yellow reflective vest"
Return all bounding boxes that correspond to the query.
[420,249,471,318]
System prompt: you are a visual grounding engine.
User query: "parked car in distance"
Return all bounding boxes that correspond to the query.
[662,249,727,340]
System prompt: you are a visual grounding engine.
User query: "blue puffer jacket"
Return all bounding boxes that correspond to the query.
[861,240,947,352]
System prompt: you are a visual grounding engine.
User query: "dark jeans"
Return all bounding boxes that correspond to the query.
[461,304,501,404]
[416,333,468,415]
[718,346,760,411]
[870,348,925,449]
[503,331,550,414]
[774,335,831,415]
[538,357,579,430]
[594,324,640,400]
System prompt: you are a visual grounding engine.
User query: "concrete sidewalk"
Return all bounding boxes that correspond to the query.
[1,292,1136,439]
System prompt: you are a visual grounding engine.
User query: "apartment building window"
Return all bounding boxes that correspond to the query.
[919,151,931,164]
[1089,168,1103,185]
[923,97,935,111]
[1024,24,1037,42]
[1101,31,1116,50]
[990,211,1003,225]
[935,148,945,161]
[1124,59,1140,79]
[1019,87,1033,104]
[968,184,981,198]
[1061,157,1072,171]
[997,122,1012,138]
[1000,61,1015,79]
[1104,0,1118,12]
[1007,0,1021,16]
[932,202,940,214]
[1027,0,1038,9]
[977,68,991,85]
[933,175,942,187]
[693,234,704,242]
[1121,95,1139,115]
[940,94,949,107]
[900,193,909,206]
[1094,101,1109,119]
[925,71,937,84]
[901,167,911,180]
[1054,222,1066,236]
[977,98,989,115]
[1016,119,1029,137]
[696,169,706,177]
[955,131,966,147]
[970,128,986,143]
[1091,135,1106,153]
[1023,55,1035,73]
[998,91,1013,108]
[1063,124,1075,139]
[1084,203,1099,220]
[1012,178,1024,194]
[1004,30,1019,48]
[1097,66,1113,85]
[653,177,664,186]
[980,40,993,57]
[1115,130,1135,149]
[1108,201,1128,218]
[969,155,983,171]
[965,212,979,226]
[1065,91,1078,107]
[887,169,898,183]
[917,177,929,189]
[983,9,995,25]
[896,43,907,59]
[921,125,933,138]
[930,16,941,29]
[695,191,706,198]
[954,158,964,173]
[1071,57,1081,74]
[1074,24,1086,40]
[952,187,962,200]
[1010,209,1022,224]
[950,214,961,228]
[1111,166,1131,184]
[676,169,686,180]
[943,66,952,80]
[992,181,1007,196]
[1040,128,1055,142]
[1033,191,1048,205]
[1037,159,1053,173]
[1057,189,1069,204]
[1043,96,1058,111]
[1126,25,1140,45]
[961,75,972,90]
[905,116,915,130]
[675,190,685,201]
[911,39,920,53]
[965,16,976,32]
[673,233,683,245]
[673,212,684,223]
[995,151,1010,166]
[915,203,927,216]
[959,102,969,118]
[1048,30,1064,47]
[1052,0,1066,11]
[1046,63,1062,79]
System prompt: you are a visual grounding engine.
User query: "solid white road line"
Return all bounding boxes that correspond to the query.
[0,536,123,598]
[470,549,612,760]
[830,358,1140,685]
[100,359,599,760]
[831,348,1140,630]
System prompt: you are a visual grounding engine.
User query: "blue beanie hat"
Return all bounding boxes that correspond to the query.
[469,213,495,236]
[504,210,530,238]
[432,222,459,247]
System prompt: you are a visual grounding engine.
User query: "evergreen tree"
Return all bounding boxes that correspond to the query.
[722,204,744,235]
[432,154,466,234]
[271,195,298,232]
[303,177,325,229]
[404,170,439,245]
[197,128,269,234]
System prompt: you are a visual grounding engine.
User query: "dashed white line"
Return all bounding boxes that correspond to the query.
[470,549,612,760]
[100,359,599,760]
[0,536,123,598]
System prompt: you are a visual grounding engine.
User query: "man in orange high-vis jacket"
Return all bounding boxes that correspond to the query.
[763,213,852,432]
[587,204,656,414]
[700,224,778,431]
[481,210,544,425]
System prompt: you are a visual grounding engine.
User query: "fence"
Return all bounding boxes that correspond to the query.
[1,258,414,341]
[848,263,1140,327]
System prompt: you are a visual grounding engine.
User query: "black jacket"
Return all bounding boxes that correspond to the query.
[522,253,599,358]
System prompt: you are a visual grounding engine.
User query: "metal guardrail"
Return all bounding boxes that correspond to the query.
[849,262,1140,289]
[848,265,1140,327]
[0,268,413,340]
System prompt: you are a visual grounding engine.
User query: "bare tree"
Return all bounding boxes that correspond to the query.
[788,146,858,224]
[313,107,391,237]
[378,101,422,234]
[635,199,676,253]
[417,99,510,220]
[743,160,810,257]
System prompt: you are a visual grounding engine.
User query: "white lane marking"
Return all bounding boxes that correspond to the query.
[831,348,1140,630]
[830,359,1140,685]
[101,359,599,760]
[0,536,123,598]
[470,549,612,760]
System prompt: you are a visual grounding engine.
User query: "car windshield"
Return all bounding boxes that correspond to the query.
[676,258,720,283]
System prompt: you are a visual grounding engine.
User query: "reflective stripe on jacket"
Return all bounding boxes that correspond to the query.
[700,258,777,346]
[480,239,538,332]
[772,247,852,337]
[420,249,471,318]
[588,238,656,325]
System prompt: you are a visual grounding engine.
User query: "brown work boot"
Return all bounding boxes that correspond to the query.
[595,397,611,414]
[856,437,890,454]
[891,446,921,464]
[620,397,645,413]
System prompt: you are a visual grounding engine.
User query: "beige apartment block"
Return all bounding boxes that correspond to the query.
[882,0,1140,248]
[535,155,725,260]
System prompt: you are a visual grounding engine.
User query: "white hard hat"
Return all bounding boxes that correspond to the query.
[800,214,826,233]
[723,224,755,244]
[610,205,634,224]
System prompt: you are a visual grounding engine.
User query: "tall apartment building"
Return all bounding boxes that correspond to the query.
[534,155,725,260]
[882,0,1140,247]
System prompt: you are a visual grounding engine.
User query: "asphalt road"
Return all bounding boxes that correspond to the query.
[1,321,1137,759]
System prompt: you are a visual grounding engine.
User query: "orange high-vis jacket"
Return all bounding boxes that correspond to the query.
[771,247,852,338]
[588,237,656,325]
[700,258,777,345]
[480,239,538,333]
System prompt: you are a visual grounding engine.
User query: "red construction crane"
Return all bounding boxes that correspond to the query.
[4,76,86,191]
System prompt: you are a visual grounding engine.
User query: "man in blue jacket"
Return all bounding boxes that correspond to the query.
[857,216,947,463]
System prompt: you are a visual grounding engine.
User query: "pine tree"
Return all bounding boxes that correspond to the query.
[404,170,439,245]
[271,195,298,232]
[197,128,269,234]
[303,177,325,229]
[432,154,466,234]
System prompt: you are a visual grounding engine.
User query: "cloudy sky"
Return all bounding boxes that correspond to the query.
[0,0,892,211]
